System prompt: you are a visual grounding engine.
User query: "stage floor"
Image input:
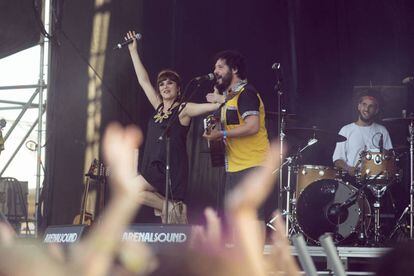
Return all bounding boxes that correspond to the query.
[264,245,390,275]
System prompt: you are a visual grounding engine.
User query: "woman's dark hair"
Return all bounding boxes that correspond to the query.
[157,69,181,91]
[213,50,247,80]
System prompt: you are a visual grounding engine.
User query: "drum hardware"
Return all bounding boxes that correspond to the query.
[383,115,414,239]
[286,127,347,143]
[357,170,395,245]
[276,111,299,233]
[280,186,294,192]
[389,205,410,239]
[269,138,319,235]
[273,61,285,214]
[409,119,414,239]
[295,178,371,244]
[368,181,387,244]
[273,109,297,233]
[267,209,298,237]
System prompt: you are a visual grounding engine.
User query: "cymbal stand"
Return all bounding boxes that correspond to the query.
[268,153,293,235]
[409,120,414,239]
[269,138,319,235]
[279,112,286,207]
[275,73,285,212]
[390,205,410,239]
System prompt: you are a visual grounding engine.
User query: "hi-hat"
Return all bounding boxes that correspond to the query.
[286,127,346,142]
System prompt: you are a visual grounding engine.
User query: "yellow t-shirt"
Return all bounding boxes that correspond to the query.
[221,84,269,172]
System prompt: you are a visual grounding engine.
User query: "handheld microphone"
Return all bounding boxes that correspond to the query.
[194,73,215,82]
[113,33,142,50]
[379,133,384,153]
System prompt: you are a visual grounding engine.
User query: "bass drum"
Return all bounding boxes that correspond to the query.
[296,179,370,244]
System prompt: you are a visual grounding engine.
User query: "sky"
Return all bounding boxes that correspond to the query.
[0,45,47,190]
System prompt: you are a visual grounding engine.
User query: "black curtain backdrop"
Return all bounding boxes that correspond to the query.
[45,0,414,227]
[0,0,41,59]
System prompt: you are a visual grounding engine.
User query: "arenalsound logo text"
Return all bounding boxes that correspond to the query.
[44,233,78,243]
[122,232,187,243]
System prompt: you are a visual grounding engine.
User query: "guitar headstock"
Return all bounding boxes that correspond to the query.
[204,114,221,135]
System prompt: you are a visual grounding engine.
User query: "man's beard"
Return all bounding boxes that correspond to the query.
[215,70,233,93]
[359,113,374,124]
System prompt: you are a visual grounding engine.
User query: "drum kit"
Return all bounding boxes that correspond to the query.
[269,113,414,246]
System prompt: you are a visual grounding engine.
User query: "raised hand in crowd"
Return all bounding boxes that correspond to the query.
[225,141,300,276]
[68,123,156,276]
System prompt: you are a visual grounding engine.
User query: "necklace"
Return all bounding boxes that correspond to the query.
[153,102,176,123]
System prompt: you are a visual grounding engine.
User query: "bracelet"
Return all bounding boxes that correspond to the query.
[221,130,227,139]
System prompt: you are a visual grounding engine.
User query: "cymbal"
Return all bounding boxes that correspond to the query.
[382,116,414,123]
[286,127,347,142]
[265,111,299,124]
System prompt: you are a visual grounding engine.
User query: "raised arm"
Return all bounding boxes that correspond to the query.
[180,102,222,118]
[206,87,226,104]
[126,31,161,109]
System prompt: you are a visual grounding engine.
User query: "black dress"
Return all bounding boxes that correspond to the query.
[140,104,189,201]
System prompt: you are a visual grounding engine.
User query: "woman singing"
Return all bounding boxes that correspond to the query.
[125,31,220,224]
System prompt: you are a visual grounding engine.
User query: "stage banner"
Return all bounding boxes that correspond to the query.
[122,224,193,251]
[43,225,87,244]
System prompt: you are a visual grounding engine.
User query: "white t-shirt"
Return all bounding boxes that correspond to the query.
[332,122,393,167]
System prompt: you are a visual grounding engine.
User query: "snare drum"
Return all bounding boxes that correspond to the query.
[359,150,399,181]
[296,165,338,197]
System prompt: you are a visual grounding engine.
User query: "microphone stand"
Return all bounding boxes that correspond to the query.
[273,64,285,211]
[408,120,414,239]
[157,78,207,223]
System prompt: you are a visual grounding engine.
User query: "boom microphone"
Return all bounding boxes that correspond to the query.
[113,33,142,50]
[194,73,215,81]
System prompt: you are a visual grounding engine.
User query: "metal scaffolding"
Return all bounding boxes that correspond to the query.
[0,0,51,236]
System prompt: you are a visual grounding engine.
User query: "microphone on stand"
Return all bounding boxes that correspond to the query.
[113,33,142,50]
[194,73,215,82]
[271,62,283,91]
[271,62,281,70]
[402,76,414,85]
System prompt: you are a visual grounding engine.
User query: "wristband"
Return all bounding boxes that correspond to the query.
[221,130,227,139]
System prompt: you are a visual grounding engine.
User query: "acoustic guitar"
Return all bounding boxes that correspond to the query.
[204,114,225,167]
[73,159,106,225]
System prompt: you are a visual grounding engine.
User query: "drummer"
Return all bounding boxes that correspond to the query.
[333,89,393,176]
